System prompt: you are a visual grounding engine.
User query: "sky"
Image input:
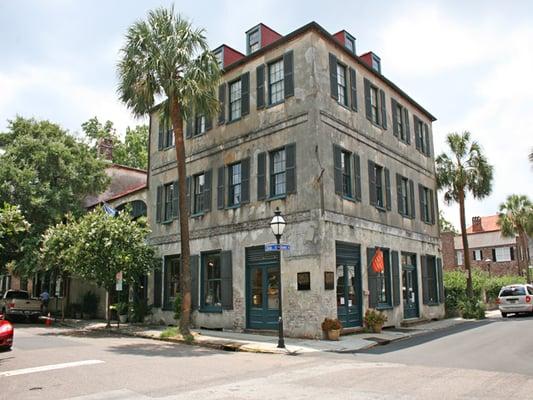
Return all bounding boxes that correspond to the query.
[1,0,532,229]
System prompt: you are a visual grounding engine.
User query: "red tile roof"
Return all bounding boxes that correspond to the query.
[466,215,500,234]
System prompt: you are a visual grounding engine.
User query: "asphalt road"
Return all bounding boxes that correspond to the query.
[1,313,532,400]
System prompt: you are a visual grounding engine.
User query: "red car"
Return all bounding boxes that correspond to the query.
[0,315,14,350]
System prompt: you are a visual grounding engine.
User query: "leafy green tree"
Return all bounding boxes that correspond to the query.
[0,117,109,276]
[0,203,30,272]
[436,131,493,298]
[81,117,149,170]
[117,6,220,335]
[439,210,458,234]
[497,194,533,282]
[42,208,156,326]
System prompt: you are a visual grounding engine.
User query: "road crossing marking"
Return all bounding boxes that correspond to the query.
[0,359,105,377]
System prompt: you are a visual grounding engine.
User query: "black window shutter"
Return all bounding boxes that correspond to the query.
[367,247,378,308]
[353,153,362,202]
[392,250,400,306]
[205,117,212,131]
[391,98,398,137]
[158,121,164,150]
[257,152,266,200]
[510,247,515,260]
[218,84,226,125]
[380,89,387,129]
[156,185,163,223]
[409,180,416,219]
[349,67,357,111]
[492,248,496,262]
[217,166,225,209]
[186,119,193,139]
[186,176,192,215]
[285,143,296,194]
[329,53,338,100]
[153,264,162,307]
[421,255,429,304]
[396,174,403,215]
[368,160,376,206]
[403,107,411,144]
[384,168,391,210]
[414,116,421,150]
[333,145,342,195]
[256,64,265,109]
[283,51,294,98]
[241,72,250,116]
[220,251,233,310]
[424,123,431,156]
[172,180,179,218]
[418,184,424,222]
[241,157,250,203]
[436,258,444,304]
[429,189,435,224]
[364,78,372,121]
[203,169,212,212]
[190,255,199,310]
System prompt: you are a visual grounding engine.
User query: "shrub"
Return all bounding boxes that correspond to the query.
[130,300,152,323]
[321,318,342,331]
[364,309,388,328]
[160,327,178,338]
[115,302,129,315]
[81,291,99,318]
[459,298,486,319]
[485,275,526,303]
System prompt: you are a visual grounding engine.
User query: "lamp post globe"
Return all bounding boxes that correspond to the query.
[270,207,285,349]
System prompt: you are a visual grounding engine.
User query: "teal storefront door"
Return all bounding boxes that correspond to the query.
[336,242,362,328]
[402,253,419,319]
[246,246,280,330]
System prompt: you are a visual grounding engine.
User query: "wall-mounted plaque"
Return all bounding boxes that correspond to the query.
[324,271,334,290]
[297,272,311,291]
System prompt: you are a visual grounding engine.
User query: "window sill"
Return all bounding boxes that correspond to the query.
[226,116,242,125]
[267,194,287,201]
[342,195,356,202]
[199,307,223,314]
[376,304,393,311]
[226,204,241,210]
[267,100,285,108]
[366,117,386,130]
[375,205,387,212]
[161,219,174,225]
[191,212,205,218]
[426,302,440,307]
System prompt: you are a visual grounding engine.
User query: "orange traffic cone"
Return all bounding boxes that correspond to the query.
[46,312,52,327]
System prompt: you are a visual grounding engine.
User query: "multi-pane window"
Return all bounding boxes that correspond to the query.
[269,59,284,105]
[425,255,438,304]
[341,150,352,197]
[399,177,409,216]
[228,162,242,206]
[345,37,355,53]
[163,182,174,221]
[248,29,260,53]
[159,118,174,149]
[415,117,431,156]
[456,251,463,265]
[336,64,348,106]
[194,115,206,136]
[164,256,180,310]
[370,86,379,124]
[495,247,511,262]
[203,252,222,309]
[421,186,431,223]
[193,173,205,214]
[270,148,286,196]
[473,249,482,261]
[375,164,384,208]
[229,80,242,121]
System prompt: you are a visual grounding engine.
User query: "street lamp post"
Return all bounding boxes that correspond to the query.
[484,258,492,278]
[270,207,286,349]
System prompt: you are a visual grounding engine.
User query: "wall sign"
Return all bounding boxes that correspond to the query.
[324,271,334,290]
[297,272,311,291]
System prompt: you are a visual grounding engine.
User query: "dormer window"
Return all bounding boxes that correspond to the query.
[247,28,260,54]
[372,54,381,74]
[344,32,356,54]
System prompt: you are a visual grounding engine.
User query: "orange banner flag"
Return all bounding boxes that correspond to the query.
[371,248,384,274]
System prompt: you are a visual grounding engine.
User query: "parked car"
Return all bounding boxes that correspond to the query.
[497,284,533,318]
[0,290,42,321]
[0,314,14,350]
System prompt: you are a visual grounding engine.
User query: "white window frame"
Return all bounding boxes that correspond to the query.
[456,250,463,266]
[495,247,511,262]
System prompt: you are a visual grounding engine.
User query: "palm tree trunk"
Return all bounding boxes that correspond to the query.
[458,189,473,298]
[519,230,530,283]
[170,98,192,336]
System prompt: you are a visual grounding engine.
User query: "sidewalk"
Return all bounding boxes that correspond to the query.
[55,316,471,355]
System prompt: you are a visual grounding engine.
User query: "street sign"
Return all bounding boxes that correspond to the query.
[265,243,290,252]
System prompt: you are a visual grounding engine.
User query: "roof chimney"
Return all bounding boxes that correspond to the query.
[472,216,483,232]
[360,51,381,74]
[96,137,114,161]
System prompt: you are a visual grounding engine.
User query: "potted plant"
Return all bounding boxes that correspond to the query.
[364,309,388,333]
[321,317,343,340]
[116,302,129,323]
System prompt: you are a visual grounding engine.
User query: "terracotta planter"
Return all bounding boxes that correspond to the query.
[371,324,383,333]
[327,329,341,341]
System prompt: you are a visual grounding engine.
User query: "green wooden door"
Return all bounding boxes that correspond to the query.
[336,242,362,328]
[246,246,280,330]
[402,253,419,319]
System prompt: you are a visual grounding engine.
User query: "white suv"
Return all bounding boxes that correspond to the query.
[497,284,533,318]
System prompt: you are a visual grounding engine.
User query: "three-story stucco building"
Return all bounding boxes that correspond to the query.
[146,22,444,338]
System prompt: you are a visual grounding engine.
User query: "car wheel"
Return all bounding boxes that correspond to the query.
[501,312,508,318]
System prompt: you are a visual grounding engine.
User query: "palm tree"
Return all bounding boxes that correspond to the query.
[498,194,533,282]
[117,6,220,335]
[436,132,493,298]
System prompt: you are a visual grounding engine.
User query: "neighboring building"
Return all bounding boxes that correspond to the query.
[147,22,444,338]
[442,215,529,277]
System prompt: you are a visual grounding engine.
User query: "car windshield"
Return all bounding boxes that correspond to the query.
[6,291,29,300]
[500,287,526,297]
